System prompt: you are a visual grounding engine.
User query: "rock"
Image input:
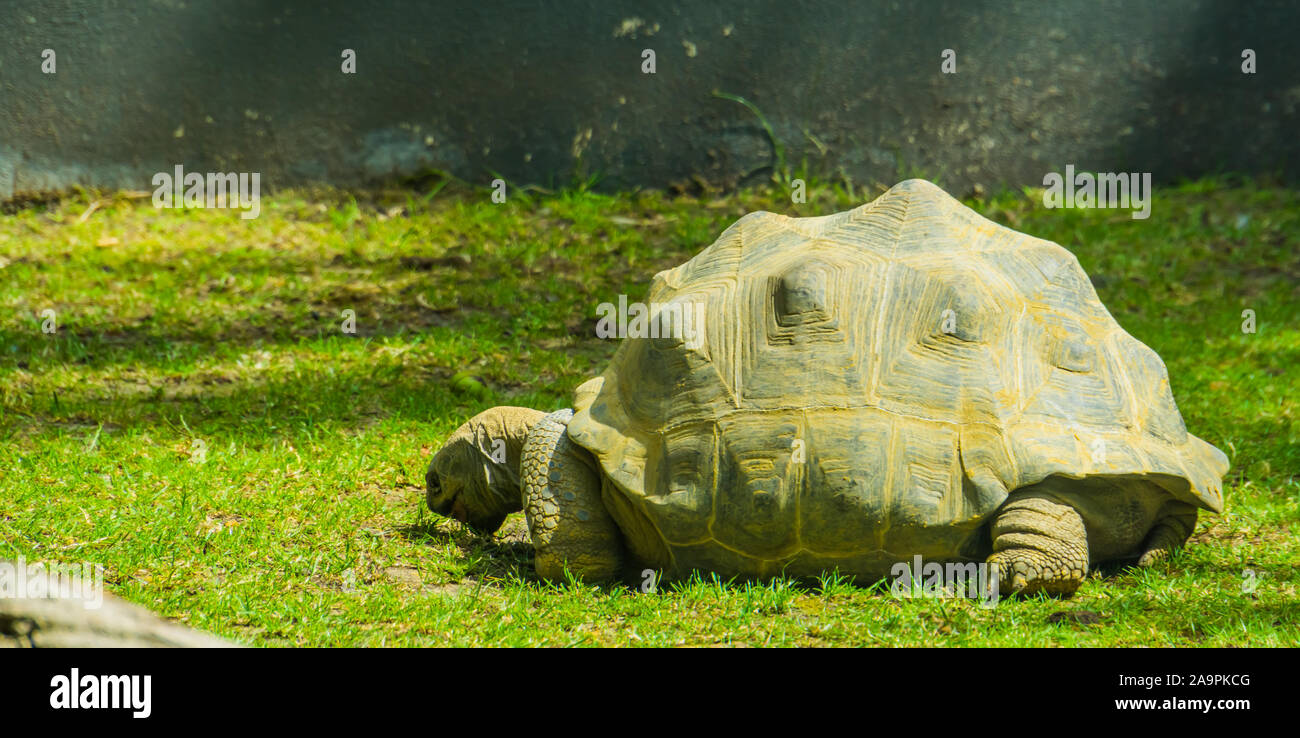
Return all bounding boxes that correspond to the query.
[0,560,236,648]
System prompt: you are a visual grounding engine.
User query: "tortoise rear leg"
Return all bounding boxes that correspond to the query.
[521,410,625,583]
[1136,502,1198,567]
[987,492,1089,596]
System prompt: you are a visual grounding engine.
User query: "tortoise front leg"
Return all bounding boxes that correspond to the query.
[987,491,1090,596]
[521,409,625,582]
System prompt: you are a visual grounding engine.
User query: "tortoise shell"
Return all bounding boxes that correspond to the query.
[566,179,1228,575]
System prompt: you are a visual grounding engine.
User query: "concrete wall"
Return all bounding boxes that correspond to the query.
[1,0,1296,200]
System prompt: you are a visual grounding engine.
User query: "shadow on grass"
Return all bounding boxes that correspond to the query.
[0,243,628,373]
[3,331,609,437]
[397,520,538,583]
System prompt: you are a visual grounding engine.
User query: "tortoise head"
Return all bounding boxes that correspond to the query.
[426,406,546,535]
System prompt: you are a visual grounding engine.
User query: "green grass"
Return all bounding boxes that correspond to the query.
[1,175,1296,646]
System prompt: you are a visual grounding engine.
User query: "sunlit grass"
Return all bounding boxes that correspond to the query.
[0,176,1295,646]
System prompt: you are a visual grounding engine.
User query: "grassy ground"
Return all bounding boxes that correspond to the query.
[0,175,1296,646]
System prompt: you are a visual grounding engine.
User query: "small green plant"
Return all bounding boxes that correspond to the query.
[712,90,789,184]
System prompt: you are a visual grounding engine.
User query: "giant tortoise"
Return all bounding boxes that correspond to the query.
[425,179,1228,595]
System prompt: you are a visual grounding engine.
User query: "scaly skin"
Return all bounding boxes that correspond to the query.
[520,409,625,582]
[1137,502,1199,567]
[988,492,1090,596]
[988,483,1199,596]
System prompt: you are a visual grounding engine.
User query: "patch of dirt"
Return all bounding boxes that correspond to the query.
[383,485,423,508]
[399,254,471,271]
[424,582,466,597]
[201,513,244,535]
[383,566,422,587]
[1190,519,1292,548]
[1047,610,1103,625]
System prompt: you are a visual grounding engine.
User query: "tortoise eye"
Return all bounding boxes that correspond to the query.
[427,476,455,516]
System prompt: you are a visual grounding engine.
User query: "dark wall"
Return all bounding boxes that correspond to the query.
[1,0,1295,199]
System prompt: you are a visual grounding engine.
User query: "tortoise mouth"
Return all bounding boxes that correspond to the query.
[460,510,507,536]
[429,501,506,536]
[427,481,507,535]
[426,476,451,515]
